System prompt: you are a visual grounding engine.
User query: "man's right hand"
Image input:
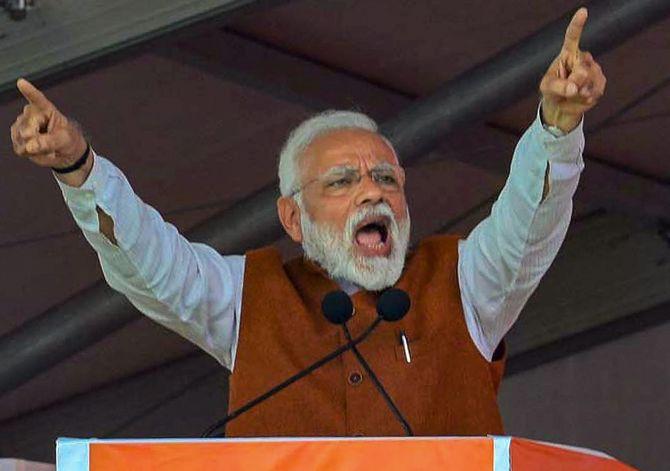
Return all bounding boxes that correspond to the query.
[10,78,92,187]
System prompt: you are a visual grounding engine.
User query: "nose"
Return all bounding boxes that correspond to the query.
[354,172,385,207]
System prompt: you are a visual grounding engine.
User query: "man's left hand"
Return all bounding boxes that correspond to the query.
[540,7,607,133]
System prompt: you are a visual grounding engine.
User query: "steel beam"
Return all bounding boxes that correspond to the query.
[170,29,670,222]
[0,0,291,95]
[1,0,669,395]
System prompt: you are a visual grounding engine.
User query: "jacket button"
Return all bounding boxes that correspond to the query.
[348,371,363,385]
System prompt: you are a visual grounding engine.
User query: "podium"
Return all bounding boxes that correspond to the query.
[56,436,637,470]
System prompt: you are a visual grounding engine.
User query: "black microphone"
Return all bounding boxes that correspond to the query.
[341,288,413,436]
[377,288,411,322]
[321,289,355,324]
[201,291,378,438]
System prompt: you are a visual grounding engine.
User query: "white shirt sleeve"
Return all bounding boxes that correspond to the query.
[458,106,585,361]
[55,153,245,371]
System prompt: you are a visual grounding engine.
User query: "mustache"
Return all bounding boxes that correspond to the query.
[344,203,398,239]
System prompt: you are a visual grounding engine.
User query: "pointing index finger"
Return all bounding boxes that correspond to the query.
[16,78,54,111]
[562,7,588,54]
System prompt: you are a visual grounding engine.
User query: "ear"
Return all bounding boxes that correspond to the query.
[277,196,303,243]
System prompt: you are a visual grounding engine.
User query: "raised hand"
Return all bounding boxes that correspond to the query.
[10,78,90,176]
[540,8,607,132]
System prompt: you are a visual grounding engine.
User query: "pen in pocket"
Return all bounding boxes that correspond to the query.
[399,330,411,363]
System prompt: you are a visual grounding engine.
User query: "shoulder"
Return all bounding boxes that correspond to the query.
[400,233,464,288]
[243,245,284,282]
[245,245,282,265]
[413,233,464,260]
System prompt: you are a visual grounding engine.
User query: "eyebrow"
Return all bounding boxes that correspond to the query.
[322,165,358,178]
[323,161,396,177]
[372,162,396,172]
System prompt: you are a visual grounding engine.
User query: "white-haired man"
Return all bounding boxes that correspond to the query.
[10,9,605,436]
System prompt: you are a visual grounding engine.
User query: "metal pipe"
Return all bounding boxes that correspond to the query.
[1,0,669,395]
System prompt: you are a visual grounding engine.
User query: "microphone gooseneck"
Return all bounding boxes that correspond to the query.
[201,288,412,438]
[201,315,381,438]
[342,323,414,436]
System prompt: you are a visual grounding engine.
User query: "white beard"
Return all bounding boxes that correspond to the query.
[299,202,411,291]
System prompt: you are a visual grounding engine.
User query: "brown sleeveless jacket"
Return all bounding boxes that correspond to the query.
[227,234,505,437]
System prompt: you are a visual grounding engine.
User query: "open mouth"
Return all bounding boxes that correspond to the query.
[354,216,392,256]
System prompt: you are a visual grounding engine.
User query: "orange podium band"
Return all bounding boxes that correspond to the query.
[56,436,638,471]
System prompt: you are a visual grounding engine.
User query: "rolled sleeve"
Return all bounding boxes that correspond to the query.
[56,152,108,234]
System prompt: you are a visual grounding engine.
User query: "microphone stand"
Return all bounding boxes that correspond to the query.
[342,324,414,436]
[201,317,382,438]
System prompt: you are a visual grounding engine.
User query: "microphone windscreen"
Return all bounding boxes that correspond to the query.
[321,290,354,325]
[377,288,410,322]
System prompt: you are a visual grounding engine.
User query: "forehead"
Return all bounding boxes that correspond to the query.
[300,128,398,175]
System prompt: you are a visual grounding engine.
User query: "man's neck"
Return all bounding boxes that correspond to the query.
[334,277,361,296]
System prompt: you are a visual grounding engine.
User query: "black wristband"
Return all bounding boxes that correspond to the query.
[51,143,91,174]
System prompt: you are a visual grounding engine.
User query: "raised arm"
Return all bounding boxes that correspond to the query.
[458,8,606,360]
[10,79,244,370]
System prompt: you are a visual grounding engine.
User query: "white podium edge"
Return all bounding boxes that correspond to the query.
[53,435,629,470]
[55,438,88,471]
[492,436,511,471]
[53,436,514,470]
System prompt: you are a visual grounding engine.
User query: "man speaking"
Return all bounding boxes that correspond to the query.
[10,8,605,437]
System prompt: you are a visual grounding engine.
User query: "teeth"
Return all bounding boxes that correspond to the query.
[363,242,385,249]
